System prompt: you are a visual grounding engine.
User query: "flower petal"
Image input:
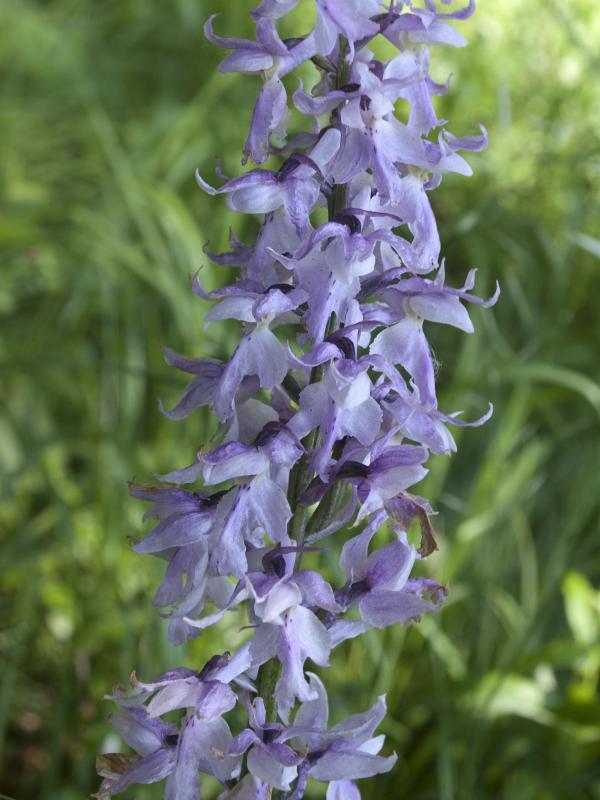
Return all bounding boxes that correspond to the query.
[311,750,396,782]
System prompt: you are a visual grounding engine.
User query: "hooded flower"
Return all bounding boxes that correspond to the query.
[282,673,396,799]
[205,15,319,163]
[288,346,384,479]
[352,442,430,522]
[369,264,499,405]
[96,656,242,799]
[244,565,340,721]
[314,0,381,59]
[127,484,236,644]
[229,696,302,791]
[186,441,295,579]
[196,128,341,235]
[333,530,447,643]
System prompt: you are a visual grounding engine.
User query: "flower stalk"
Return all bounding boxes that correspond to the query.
[95,3,497,799]
[258,37,351,721]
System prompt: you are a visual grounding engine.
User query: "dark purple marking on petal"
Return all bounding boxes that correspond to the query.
[335,461,370,479]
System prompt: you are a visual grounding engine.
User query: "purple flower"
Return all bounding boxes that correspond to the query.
[207,211,301,286]
[158,347,224,421]
[288,359,383,479]
[314,0,381,59]
[229,696,302,791]
[214,320,289,423]
[96,658,241,798]
[205,15,318,163]
[244,568,340,721]
[382,2,476,52]
[334,530,447,641]
[156,440,297,581]
[369,265,499,405]
[99,1,495,797]
[382,383,493,455]
[199,104,338,198]
[352,443,430,522]
[282,673,397,799]
[128,484,236,643]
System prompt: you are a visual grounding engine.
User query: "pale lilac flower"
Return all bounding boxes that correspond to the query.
[229,696,302,791]
[205,15,318,163]
[333,532,447,641]
[196,128,341,233]
[282,674,397,799]
[99,2,495,797]
[314,0,381,59]
[96,658,241,798]
[244,567,339,721]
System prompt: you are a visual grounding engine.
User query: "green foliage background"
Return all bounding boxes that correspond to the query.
[1,1,600,798]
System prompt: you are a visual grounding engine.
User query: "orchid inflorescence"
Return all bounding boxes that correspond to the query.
[96,2,497,798]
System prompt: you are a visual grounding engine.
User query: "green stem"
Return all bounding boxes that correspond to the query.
[305,480,349,539]
[335,36,351,89]
[257,658,282,724]
[239,33,353,794]
[292,310,339,564]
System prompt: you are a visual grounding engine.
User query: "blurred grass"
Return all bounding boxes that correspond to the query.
[1,0,600,798]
